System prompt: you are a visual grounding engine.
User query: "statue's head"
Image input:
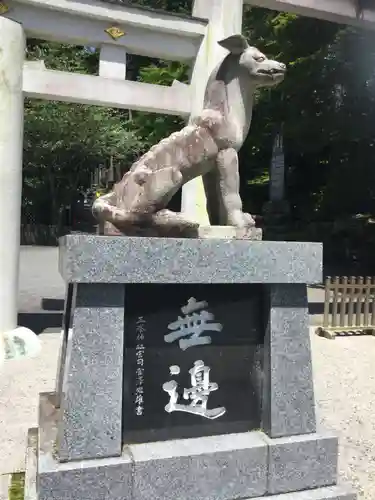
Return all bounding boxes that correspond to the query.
[218,34,286,88]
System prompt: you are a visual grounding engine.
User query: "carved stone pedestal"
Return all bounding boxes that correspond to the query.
[24,235,356,500]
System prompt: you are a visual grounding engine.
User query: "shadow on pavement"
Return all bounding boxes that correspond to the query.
[41,298,65,311]
[17,295,65,334]
[18,312,63,335]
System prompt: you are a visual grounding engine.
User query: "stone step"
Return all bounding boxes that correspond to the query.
[250,483,356,499]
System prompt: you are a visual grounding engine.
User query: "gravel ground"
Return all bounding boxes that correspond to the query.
[0,333,60,475]
[311,332,375,499]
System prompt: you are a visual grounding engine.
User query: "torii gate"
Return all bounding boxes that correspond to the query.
[0,0,374,343]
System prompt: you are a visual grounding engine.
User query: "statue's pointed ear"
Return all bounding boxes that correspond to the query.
[218,34,249,54]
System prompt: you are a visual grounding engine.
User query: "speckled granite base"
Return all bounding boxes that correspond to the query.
[41,234,356,500]
[263,431,339,494]
[261,283,316,438]
[57,235,321,457]
[28,394,356,500]
[56,284,125,462]
[59,235,322,284]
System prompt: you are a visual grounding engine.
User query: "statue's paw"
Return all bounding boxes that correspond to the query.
[228,210,256,228]
[242,212,256,227]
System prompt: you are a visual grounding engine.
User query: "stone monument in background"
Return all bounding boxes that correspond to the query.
[263,126,291,241]
[23,33,356,500]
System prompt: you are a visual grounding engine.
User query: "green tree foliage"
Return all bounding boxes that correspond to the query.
[24,41,143,226]
[128,0,192,14]
[239,8,375,268]
[240,8,375,223]
[23,99,143,225]
[132,61,188,147]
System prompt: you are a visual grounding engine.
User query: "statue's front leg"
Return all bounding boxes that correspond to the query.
[216,148,255,228]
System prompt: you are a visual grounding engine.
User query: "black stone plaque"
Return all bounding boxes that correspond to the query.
[122,283,265,444]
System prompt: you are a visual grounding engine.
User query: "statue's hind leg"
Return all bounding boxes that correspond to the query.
[128,166,199,236]
[92,168,183,233]
[129,166,183,214]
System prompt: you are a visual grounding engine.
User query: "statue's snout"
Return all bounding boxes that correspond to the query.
[270,60,286,74]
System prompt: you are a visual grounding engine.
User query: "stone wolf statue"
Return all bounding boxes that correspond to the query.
[93,34,286,235]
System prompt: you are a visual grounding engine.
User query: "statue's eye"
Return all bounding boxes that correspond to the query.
[255,56,265,62]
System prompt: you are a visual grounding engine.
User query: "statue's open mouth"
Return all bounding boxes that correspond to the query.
[257,68,285,77]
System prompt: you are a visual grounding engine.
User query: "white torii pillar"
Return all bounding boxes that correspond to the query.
[0,17,36,361]
[181,0,244,225]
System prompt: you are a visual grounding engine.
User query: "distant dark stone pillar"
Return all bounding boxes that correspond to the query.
[263,129,290,240]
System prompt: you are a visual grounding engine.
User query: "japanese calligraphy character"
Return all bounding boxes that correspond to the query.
[164,297,222,350]
[162,360,226,419]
